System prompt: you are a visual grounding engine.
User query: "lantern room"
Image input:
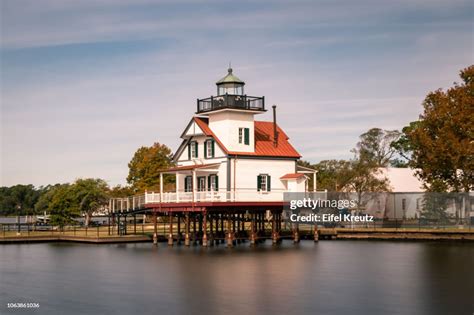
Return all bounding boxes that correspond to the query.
[216,67,245,95]
[196,67,265,114]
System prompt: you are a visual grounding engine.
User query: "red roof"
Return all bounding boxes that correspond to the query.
[193,117,229,155]
[193,117,301,158]
[280,173,306,180]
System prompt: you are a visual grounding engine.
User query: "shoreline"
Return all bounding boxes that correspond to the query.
[2,228,473,244]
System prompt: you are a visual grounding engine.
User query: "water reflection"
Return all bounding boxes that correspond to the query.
[1,241,473,315]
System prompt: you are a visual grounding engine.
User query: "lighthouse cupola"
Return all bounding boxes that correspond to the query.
[196,68,265,114]
[216,67,245,95]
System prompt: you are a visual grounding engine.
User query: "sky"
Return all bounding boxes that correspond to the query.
[1,0,473,187]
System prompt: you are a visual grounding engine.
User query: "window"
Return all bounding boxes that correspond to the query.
[208,175,218,191]
[198,177,206,192]
[238,128,250,145]
[184,176,192,192]
[204,139,214,158]
[257,174,271,192]
[416,198,420,210]
[402,198,406,211]
[188,141,198,159]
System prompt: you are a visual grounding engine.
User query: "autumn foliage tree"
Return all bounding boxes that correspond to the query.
[127,142,175,192]
[395,65,474,192]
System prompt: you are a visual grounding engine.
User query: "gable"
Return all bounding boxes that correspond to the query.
[181,120,205,138]
[174,116,301,162]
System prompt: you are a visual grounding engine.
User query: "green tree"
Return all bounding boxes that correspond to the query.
[34,184,64,215]
[354,128,401,167]
[127,142,175,192]
[0,185,41,216]
[421,192,450,223]
[390,121,421,166]
[73,178,109,226]
[312,160,353,191]
[341,157,390,212]
[48,184,79,226]
[41,179,109,227]
[395,65,474,192]
[333,129,393,212]
[109,185,135,198]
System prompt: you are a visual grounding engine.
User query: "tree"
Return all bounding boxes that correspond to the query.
[38,179,109,227]
[395,65,474,192]
[390,121,421,165]
[72,178,109,226]
[127,142,175,192]
[340,157,390,213]
[109,185,135,198]
[34,184,64,215]
[420,192,450,223]
[48,184,79,226]
[311,160,353,191]
[354,128,401,167]
[0,185,41,216]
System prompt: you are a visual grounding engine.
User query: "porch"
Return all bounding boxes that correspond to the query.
[108,164,317,212]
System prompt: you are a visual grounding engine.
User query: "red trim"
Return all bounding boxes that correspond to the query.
[280,173,306,180]
[147,201,284,212]
[193,117,229,155]
[193,117,301,158]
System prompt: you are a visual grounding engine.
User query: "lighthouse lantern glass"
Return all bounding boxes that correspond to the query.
[218,83,244,96]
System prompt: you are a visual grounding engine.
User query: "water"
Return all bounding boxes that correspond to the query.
[1,241,473,315]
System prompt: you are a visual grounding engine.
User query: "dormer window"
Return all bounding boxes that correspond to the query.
[188,141,198,159]
[239,128,249,145]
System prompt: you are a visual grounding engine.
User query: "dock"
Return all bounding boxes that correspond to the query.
[318,228,474,241]
[0,234,150,244]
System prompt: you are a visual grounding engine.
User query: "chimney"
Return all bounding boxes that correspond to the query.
[272,105,278,147]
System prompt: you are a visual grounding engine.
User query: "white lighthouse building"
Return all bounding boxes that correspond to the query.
[148,67,314,204]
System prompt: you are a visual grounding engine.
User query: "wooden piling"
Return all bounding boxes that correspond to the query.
[153,209,158,245]
[250,212,256,246]
[226,214,233,247]
[185,212,190,246]
[314,225,319,242]
[202,212,208,247]
[168,213,174,246]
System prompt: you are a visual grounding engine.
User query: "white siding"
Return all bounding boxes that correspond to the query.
[208,110,257,152]
[184,121,204,137]
[285,177,306,192]
[177,135,226,163]
[175,161,227,193]
[230,158,296,191]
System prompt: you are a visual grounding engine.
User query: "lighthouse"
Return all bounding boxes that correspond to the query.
[113,68,318,246]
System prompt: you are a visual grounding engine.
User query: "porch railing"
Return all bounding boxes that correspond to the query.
[109,189,290,212]
[145,189,286,204]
